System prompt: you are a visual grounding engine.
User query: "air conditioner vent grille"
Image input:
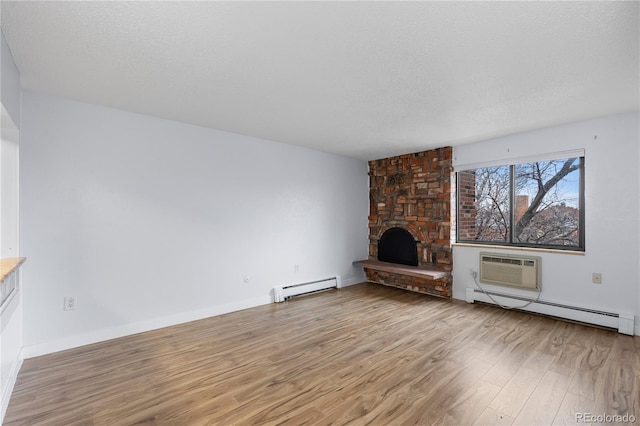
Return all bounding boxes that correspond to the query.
[485,256,522,266]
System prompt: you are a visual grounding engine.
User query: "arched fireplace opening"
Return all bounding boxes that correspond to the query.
[378,227,418,267]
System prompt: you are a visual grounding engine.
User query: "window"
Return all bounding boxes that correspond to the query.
[457,157,584,250]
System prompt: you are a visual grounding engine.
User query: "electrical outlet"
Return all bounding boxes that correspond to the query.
[592,273,602,284]
[63,296,76,311]
[294,264,300,273]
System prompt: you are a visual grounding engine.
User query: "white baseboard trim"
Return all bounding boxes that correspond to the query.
[22,275,367,359]
[464,287,635,335]
[23,295,272,359]
[340,274,366,287]
[1,349,24,424]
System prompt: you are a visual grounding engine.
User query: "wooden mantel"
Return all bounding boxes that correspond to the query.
[0,257,26,282]
[355,259,449,280]
[355,258,452,298]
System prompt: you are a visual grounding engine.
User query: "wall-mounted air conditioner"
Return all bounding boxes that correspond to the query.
[479,252,541,290]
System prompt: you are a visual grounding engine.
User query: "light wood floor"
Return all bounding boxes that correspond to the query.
[5,283,639,425]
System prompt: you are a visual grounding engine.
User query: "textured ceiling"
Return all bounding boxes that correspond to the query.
[1,1,638,161]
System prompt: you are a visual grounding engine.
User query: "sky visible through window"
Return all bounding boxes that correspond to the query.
[458,157,583,249]
[516,159,581,209]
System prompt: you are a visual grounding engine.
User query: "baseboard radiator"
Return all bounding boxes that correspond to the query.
[466,287,635,335]
[273,276,341,303]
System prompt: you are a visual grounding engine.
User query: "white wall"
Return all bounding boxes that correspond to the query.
[20,91,369,356]
[452,112,640,334]
[0,111,22,421]
[1,30,21,126]
[1,107,20,257]
[0,29,24,422]
[1,31,21,259]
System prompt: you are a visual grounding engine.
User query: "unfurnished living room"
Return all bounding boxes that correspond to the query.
[0,1,639,425]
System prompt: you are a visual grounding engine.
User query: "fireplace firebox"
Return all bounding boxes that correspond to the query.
[378,227,418,266]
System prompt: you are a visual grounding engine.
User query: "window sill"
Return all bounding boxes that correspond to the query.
[452,243,585,256]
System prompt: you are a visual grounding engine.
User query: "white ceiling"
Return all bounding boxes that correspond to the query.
[1,1,638,161]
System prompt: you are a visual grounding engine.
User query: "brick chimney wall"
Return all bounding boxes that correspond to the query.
[457,170,477,240]
[367,147,453,297]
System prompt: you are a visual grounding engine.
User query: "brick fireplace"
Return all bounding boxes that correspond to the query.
[364,147,453,298]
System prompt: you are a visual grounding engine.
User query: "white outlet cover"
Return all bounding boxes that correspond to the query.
[64,296,77,310]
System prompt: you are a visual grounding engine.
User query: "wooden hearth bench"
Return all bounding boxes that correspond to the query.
[354,258,452,298]
[355,259,449,280]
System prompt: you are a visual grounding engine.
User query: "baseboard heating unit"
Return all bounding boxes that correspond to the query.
[273,276,341,303]
[466,287,635,335]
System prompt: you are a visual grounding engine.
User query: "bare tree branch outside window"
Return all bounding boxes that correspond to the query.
[457,157,583,249]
